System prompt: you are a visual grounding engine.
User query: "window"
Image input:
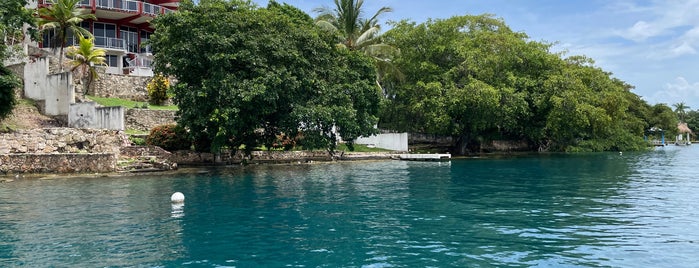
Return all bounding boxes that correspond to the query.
[41,21,89,48]
[105,55,119,67]
[93,23,119,49]
[140,30,152,53]
[120,26,138,53]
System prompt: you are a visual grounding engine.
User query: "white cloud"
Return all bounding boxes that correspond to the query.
[651,77,699,107]
[622,20,660,42]
[670,41,697,56]
[612,1,698,44]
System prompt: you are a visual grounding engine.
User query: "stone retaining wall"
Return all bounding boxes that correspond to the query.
[125,109,177,131]
[0,128,129,174]
[91,70,150,101]
[0,128,129,154]
[483,140,531,152]
[0,153,116,174]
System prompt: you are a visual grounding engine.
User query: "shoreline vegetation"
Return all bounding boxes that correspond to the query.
[2,0,695,177]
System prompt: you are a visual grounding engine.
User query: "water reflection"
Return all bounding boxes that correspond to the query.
[3,148,699,267]
[0,176,186,266]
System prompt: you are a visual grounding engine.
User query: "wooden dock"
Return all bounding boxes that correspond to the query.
[397,154,451,161]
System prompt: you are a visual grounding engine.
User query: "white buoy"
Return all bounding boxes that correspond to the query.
[171,192,185,203]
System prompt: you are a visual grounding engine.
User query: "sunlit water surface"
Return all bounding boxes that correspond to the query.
[2,146,699,267]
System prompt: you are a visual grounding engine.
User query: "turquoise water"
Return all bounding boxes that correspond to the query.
[2,146,699,267]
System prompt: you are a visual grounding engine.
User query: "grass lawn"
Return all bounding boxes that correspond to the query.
[337,143,393,152]
[86,95,178,111]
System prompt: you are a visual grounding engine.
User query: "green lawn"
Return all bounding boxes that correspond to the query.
[337,143,392,152]
[86,96,178,111]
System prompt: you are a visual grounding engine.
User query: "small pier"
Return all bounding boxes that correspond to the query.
[397,154,451,161]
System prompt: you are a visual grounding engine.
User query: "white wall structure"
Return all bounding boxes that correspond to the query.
[44,72,74,116]
[23,56,50,100]
[355,133,409,152]
[69,102,124,130]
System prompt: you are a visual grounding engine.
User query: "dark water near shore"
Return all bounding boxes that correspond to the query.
[2,146,699,267]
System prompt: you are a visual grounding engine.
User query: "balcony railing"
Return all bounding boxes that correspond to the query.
[38,0,174,16]
[96,0,138,12]
[142,2,162,16]
[94,36,125,51]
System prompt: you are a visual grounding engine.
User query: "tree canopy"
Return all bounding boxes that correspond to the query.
[314,0,400,85]
[150,0,381,155]
[37,0,96,71]
[379,15,658,153]
[1,0,36,120]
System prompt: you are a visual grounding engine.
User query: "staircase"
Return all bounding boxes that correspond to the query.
[118,145,177,173]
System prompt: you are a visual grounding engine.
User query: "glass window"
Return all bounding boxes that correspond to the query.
[140,30,152,53]
[105,55,119,67]
[120,26,138,53]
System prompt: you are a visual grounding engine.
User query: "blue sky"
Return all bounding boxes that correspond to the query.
[251,0,699,109]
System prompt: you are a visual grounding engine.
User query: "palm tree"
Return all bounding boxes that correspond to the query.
[314,0,401,85]
[674,102,690,122]
[37,0,96,71]
[66,35,105,96]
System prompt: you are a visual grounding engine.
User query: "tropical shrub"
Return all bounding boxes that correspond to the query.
[145,124,190,151]
[147,74,170,105]
[0,66,20,120]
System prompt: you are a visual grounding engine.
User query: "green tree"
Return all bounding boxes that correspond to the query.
[0,66,20,120]
[314,0,400,84]
[381,15,544,153]
[649,103,679,137]
[685,109,699,132]
[673,102,690,123]
[1,0,38,60]
[150,0,381,156]
[1,0,36,121]
[381,15,650,153]
[66,35,105,95]
[37,0,96,71]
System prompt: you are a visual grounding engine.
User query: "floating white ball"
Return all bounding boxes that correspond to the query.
[171,192,185,203]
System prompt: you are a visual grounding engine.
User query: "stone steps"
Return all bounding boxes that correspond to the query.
[117,147,177,172]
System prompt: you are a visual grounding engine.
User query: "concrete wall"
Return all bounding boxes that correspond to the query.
[23,56,50,100]
[69,102,124,130]
[44,72,74,116]
[355,133,409,151]
[22,56,75,116]
[125,109,176,131]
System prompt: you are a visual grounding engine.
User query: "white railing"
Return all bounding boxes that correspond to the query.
[96,0,139,12]
[94,36,125,51]
[40,0,174,16]
[143,2,162,16]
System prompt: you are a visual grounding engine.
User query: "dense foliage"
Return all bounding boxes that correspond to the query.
[150,0,381,155]
[1,0,36,120]
[37,0,96,71]
[66,35,106,95]
[379,15,668,153]
[146,124,191,151]
[0,66,19,120]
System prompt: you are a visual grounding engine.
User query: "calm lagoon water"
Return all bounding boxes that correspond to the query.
[2,146,699,267]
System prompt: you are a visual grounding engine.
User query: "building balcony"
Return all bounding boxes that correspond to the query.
[37,0,175,26]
